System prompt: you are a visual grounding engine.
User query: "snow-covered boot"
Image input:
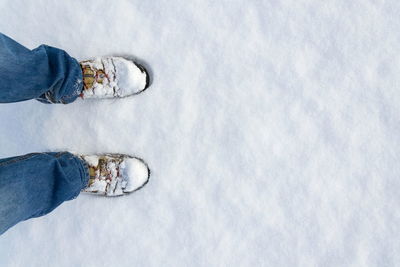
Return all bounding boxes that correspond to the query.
[79,154,150,196]
[80,57,150,99]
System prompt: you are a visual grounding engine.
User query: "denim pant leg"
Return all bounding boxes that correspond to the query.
[0,33,83,104]
[0,152,89,235]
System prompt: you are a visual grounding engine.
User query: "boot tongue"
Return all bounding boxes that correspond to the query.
[79,58,118,98]
[81,64,96,90]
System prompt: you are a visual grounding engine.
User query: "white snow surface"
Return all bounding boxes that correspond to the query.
[1,0,400,266]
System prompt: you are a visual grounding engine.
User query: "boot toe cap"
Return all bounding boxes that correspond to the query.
[123,157,150,193]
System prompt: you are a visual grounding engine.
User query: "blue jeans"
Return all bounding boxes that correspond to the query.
[0,153,89,235]
[0,34,89,235]
[0,33,83,104]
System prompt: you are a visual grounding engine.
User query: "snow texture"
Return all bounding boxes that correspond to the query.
[1,0,400,266]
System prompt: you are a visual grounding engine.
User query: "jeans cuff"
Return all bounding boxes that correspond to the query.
[72,154,90,190]
[36,57,83,104]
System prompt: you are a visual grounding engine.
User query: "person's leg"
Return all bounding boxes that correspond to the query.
[0,33,83,104]
[0,152,89,235]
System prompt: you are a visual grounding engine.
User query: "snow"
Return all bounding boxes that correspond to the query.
[112,57,148,95]
[1,0,400,266]
[122,157,150,192]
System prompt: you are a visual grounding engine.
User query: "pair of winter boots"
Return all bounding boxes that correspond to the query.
[74,57,151,197]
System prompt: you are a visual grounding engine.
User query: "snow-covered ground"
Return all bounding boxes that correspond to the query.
[1,0,400,266]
